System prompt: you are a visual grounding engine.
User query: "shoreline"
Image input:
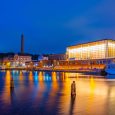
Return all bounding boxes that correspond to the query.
[0,68,104,75]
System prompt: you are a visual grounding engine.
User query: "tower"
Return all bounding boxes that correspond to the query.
[21,33,24,54]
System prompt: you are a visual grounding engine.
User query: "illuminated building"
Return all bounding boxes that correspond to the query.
[25,60,39,68]
[67,39,115,61]
[2,54,32,68]
[13,54,32,67]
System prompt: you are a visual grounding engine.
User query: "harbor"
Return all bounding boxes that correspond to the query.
[0,0,115,114]
[0,39,115,76]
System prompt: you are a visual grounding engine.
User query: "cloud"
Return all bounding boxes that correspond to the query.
[64,0,115,40]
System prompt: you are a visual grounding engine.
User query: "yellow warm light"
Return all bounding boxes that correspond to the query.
[2,70,11,104]
[67,40,115,60]
[52,72,57,81]
[39,71,43,81]
[29,71,33,81]
[51,72,58,93]
[6,71,11,81]
[6,62,11,67]
[90,77,96,91]
[67,43,106,59]
[19,71,23,81]
[65,72,70,81]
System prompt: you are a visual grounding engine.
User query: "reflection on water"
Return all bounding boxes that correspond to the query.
[0,71,115,115]
[2,71,11,104]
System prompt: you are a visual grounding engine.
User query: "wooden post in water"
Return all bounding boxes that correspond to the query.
[10,77,14,89]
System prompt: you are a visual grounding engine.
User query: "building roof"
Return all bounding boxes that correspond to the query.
[67,39,115,48]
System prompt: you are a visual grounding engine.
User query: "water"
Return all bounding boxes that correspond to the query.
[0,70,115,115]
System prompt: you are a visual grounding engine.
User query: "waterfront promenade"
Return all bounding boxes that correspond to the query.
[0,67,103,75]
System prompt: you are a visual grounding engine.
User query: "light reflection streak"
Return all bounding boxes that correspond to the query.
[62,72,65,80]
[2,71,11,104]
[45,72,59,112]
[45,74,50,81]
[52,72,57,82]
[59,73,71,115]
[34,72,46,104]
[29,71,33,81]
[65,73,69,82]
[85,77,96,114]
[51,72,58,92]
[28,71,34,88]
[34,71,38,81]
[39,71,43,81]
[19,71,24,81]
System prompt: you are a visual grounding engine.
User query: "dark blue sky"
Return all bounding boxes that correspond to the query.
[0,0,115,54]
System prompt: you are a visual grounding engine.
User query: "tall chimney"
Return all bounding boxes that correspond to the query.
[21,33,24,54]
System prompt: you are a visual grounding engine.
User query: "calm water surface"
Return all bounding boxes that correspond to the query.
[0,70,115,115]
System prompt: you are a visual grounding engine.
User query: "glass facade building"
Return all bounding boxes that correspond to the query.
[67,39,115,60]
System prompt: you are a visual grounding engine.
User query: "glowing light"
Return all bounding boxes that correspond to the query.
[90,77,96,92]
[29,71,33,81]
[66,40,115,60]
[46,75,49,81]
[6,62,11,67]
[34,71,38,81]
[52,72,57,81]
[2,70,11,104]
[39,71,43,81]
[19,71,23,81]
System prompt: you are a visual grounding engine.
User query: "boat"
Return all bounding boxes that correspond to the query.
[105,63,115,74]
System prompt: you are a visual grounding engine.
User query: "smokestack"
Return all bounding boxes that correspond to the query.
[21,33,24,54]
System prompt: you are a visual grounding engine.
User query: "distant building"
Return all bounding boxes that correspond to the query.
[38,55,49,61]
[25,60,39,68]
[2,54,32,67]
[48,54,66,60]
[2,55,14,67]
[37,54,67,68]
[13,54,32,67]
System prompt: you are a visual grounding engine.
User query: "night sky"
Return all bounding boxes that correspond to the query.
[0,0,115,54]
